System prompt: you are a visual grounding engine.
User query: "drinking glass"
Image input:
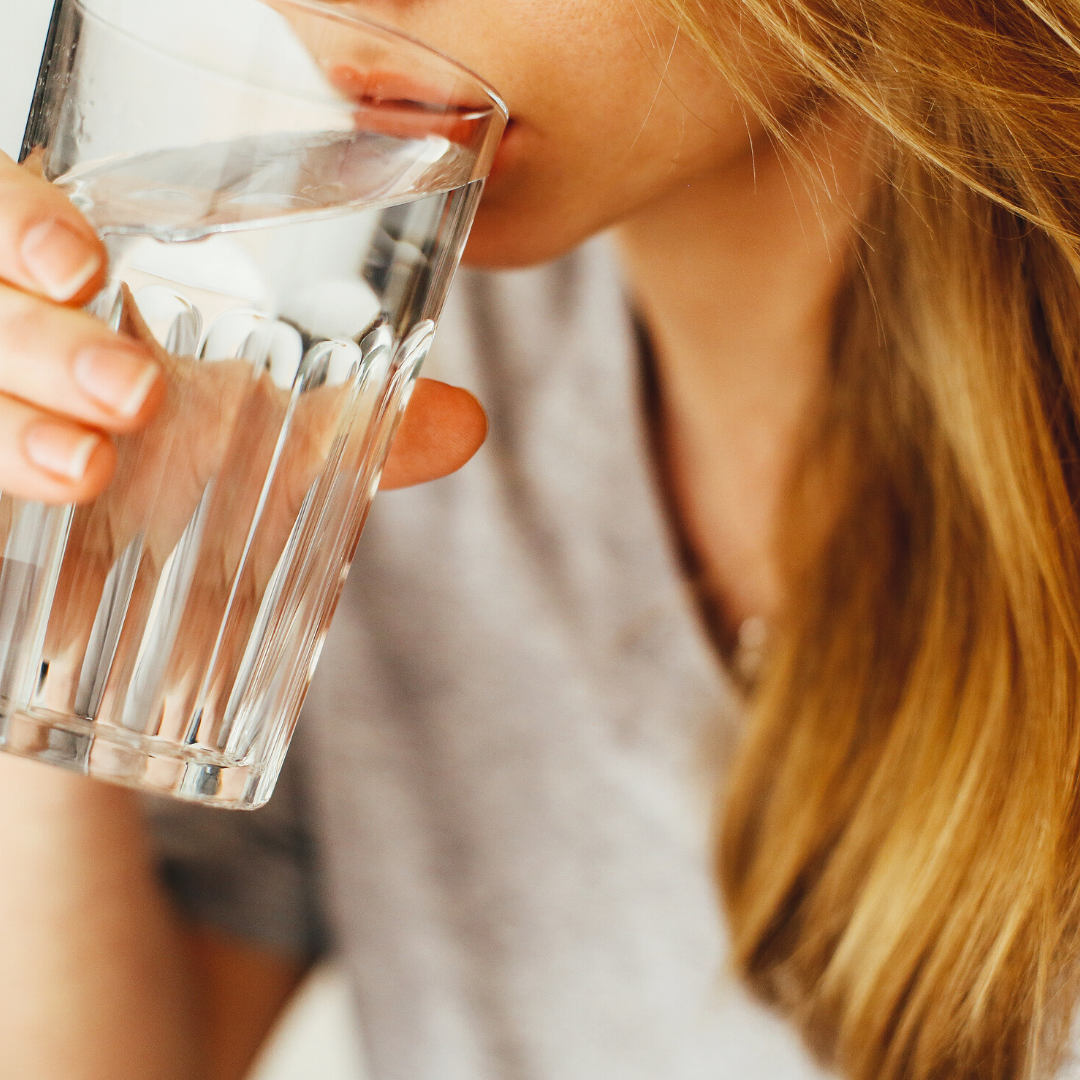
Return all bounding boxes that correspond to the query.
[0,0,506,808]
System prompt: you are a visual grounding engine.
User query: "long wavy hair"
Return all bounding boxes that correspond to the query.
[650,2,1080,1077]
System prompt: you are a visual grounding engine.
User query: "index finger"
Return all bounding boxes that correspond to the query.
[0,150,106,305]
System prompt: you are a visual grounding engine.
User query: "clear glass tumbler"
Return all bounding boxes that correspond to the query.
[0,0,506,807]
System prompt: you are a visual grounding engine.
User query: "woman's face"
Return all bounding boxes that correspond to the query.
[340,0,761,268]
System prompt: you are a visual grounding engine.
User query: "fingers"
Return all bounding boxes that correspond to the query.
[0,283,162,433]
[380,378,487,489]
[0,151,106,305]
[0,150,483,506]
[0,392,117,503]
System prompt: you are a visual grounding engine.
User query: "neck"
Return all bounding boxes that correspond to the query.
[615,124,863,633]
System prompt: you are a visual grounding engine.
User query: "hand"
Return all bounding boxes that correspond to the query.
[0,150,487,506]
[0,150,487,736]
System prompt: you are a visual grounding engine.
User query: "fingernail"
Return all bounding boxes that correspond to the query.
[24,422,102,482]
[21,220,102,302]
[73,346,160,417]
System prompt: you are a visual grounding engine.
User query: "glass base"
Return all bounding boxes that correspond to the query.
[0,705,270,809]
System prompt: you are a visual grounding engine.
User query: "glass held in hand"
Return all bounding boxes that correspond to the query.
[0,0,506,808]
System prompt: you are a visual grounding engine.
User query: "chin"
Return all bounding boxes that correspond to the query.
[462,139,599,269]
[461,205,593,270]
[460,232,552,270]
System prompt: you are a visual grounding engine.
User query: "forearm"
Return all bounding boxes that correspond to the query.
[0,754,200,1080]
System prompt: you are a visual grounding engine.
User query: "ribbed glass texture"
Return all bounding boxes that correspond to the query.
[0,0,505,807]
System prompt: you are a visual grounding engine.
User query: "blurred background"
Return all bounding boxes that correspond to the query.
[0,0,52,160]
[0,3,366,1075]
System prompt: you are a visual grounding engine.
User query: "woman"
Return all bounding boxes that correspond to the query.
[0,1,1076,1078]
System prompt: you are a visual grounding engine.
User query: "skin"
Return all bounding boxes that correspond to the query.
[0,2,865,1077]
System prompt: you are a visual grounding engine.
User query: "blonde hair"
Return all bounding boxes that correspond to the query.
[651,2,1080,1078]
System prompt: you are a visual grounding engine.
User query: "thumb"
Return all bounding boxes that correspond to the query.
[379,378,488,489]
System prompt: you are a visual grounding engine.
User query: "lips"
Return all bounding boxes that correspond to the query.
[329,64,493,141]
[329,64,511,173]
